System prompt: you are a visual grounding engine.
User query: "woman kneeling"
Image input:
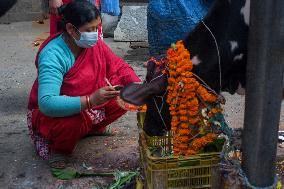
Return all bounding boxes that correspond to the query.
[27,1,140,168]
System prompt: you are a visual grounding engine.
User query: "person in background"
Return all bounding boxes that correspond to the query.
[49,0,103,38]
[27,1,140,168]
[100,0,120,37]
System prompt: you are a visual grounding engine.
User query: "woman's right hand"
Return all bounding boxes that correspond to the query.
[49,0,63,15]
[90,86,120,106]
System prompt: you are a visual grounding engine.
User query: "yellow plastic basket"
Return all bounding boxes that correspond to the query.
[137,113,221,189]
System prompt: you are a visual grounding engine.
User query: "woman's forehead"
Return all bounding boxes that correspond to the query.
[80,17,101,29]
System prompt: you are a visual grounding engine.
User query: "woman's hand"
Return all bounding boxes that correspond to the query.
[90,86,120,106]
[49,0,63,15]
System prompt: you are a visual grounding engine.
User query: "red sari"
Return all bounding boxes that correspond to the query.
[27,33,140,159]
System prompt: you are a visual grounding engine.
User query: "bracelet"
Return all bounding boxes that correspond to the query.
[86,95,92,110]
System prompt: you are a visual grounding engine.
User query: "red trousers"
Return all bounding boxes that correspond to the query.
[32,99,126,154]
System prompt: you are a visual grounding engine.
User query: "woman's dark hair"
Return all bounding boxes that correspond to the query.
[59,0,101,30]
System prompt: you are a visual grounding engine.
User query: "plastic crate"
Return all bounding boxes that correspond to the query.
[137,113,221,189]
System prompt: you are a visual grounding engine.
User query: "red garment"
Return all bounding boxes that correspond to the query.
[50,0,71,35]
[50,0,103,37]
[28,34,140,154]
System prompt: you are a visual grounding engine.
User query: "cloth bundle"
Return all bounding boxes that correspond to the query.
[100,0,120,16]
[147,0,214,56]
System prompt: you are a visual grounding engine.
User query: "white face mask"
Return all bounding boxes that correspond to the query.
[72,26,98,48]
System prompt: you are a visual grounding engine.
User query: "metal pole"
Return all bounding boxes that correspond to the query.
[241,0,284,187]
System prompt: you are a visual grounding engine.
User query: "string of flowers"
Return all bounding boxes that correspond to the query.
[166,40,222,156]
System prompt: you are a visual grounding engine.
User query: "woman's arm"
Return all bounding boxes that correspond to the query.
[38,49,119,117]
[38,50,82,117]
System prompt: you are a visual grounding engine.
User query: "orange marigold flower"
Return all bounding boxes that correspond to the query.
[176,68,183,73]
[180,98,187,104]
[179,144,188,150]
[167,48,176,58]
[179,104,187,109]
[180,123,189,129]
[172,116,178,122]
[206,133,217,140]
[185,72,193,78]
[180,116,188,122]
[179,136,189,143]
[168,78,176,84]
[170,111,177,116]
[181,52,190,59]
[179,129,190,135]
[188,117,200,125]
[188,106,199,112]
[179,110,187,115]
[171,120,178,127]
[189,110,199,116]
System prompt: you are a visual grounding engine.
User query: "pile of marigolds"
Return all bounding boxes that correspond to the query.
[166,41,223,156]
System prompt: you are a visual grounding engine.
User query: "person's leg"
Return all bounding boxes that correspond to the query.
[50,14,59,35]
[91,99,126,134]
[49,0,71,35]
[32,110,93,155]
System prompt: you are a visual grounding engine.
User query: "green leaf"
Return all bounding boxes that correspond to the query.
[110,171,138,189]
[51,168,80,180]
[171,43,177,50]
[51,168,140,189]
[203,138,226,153]
[51,168,114,180]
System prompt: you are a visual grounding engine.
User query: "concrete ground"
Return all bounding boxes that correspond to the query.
[0,21,283,189]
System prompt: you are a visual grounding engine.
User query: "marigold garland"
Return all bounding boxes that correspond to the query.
[116,97,147,112]
[165,40,222,156]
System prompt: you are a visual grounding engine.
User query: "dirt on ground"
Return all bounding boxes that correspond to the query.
[0,20,283,189]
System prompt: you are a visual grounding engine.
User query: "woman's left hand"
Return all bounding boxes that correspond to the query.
[90,86,120,106]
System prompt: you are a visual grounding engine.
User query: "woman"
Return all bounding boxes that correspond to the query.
[28,1,140,168]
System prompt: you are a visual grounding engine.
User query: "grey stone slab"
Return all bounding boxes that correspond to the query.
[114,6,148,42]
[102,13,119,38]
[0,0,42,22]
[130,41,149,49]
[31,0,42,12]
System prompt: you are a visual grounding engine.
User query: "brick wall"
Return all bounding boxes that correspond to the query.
[0,0,42,23]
